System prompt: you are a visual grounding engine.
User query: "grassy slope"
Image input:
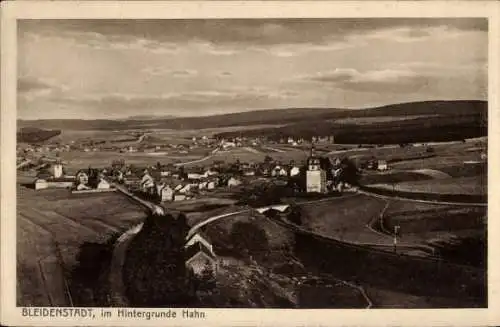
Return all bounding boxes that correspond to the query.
[16,185,147,306]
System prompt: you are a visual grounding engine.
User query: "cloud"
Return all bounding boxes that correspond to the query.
[54,87,299,113]
[247,24,482,58]
[304,68,431,93]
[20,18,486,53]
[142,67,198,77]
[17,76,68,100]
[21,30,181,55]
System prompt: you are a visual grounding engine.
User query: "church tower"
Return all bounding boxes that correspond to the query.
[53,160,63,179]
[306,143,326,193]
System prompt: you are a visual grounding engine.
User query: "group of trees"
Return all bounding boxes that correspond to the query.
[124,211,196,306]
[229,221,270,260]
[17,127,61,143]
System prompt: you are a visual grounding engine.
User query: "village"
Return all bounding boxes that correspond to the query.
[23,141,364,200]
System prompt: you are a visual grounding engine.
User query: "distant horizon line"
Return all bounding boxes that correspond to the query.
[17,99,487,121]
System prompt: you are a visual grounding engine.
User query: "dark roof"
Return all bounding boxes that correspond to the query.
[185,242,216,262]
[46,177,75,183]
[186,230,211,244]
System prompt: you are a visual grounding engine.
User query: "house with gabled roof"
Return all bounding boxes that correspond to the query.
[185,233,217,278]
[185,231,215,256]
[157,184,174,202]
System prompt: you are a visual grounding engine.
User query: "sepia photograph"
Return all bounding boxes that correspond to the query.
[2,1,499,326]
[15,17,488,310]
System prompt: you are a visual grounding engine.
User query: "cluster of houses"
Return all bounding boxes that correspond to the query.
[33,161,114,192]
[33,161,75,190]
[123,167,242,202]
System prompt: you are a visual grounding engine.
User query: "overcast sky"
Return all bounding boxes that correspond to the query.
[18,19,487,120]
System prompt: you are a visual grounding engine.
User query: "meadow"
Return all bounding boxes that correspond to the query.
[16,184,147,306]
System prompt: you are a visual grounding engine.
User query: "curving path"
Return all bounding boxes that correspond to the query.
[358,189,487,207]
[109,170,484,304]
[173,148,220,167]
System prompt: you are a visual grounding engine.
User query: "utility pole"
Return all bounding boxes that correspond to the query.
[393,225,400,253]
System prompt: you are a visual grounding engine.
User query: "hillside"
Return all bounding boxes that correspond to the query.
[216,112,487,144]
[17,127,61,143]
[17,100,487,134]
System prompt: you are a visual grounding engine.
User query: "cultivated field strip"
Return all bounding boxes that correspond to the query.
[17,186,148,307]
[18,216,72,306]
[17,221,54,306]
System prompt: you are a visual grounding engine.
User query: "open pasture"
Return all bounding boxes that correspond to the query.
[144,124,284,140]
[381,199,486,266]
[369,176,486,196]
[333,114,439,125]
[58,151,204,170]
[50,130,136,144]
[17,184,147,306]
[300,194,388,244]
[202,211,295,251]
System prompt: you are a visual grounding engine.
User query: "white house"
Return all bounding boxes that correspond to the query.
[97,178,111,189]
[141,173,155,193]
[34,179,49,190]
[377,160,388,171]
[221,141,236,150]
[178,184,191,194]
[207,181,216,190]
[205,169,219,176]
[173,193,187,202]
[159,185,174,202]
[289,166,301,177]
[243,169,255,176]
[272,166,288,177]
[185,235,217,278]
[188,172,207,180]
[227,177,242,187]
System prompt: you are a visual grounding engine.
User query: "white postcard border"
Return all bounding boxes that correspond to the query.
[2,1,499,326]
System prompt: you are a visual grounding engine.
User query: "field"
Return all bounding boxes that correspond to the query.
[300,194,388,244]
[57,151,205,171]
[17,183,147,306]
[368,176,486,196]
[333,114,439,125]
[297,192,485,264]
[381,199,486,267]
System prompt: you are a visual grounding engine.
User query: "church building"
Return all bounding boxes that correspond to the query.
[306,144,327,193]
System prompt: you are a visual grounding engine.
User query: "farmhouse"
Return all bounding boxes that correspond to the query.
[185,236,217,278]
[185,232,215,256]
[141,171,156,194]
[187,172,206,180]
[377,160,388,171]
[243,168,256,176]
[96,178,111,189]
[158,184,175,202]
[289,166,301,177]
[271,165,288,177]
[34,177,74,190]
[207,180,216,190]
[227,177,242,188]
[173,193,190,201]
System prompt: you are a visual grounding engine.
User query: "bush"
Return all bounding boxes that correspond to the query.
[230,221,269,258]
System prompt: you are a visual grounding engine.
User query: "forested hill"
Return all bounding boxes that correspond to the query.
[17,127,61,143]
[214,100,488,144]
[17,100,486,133]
